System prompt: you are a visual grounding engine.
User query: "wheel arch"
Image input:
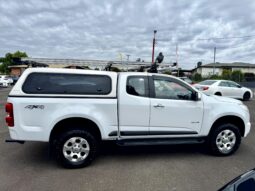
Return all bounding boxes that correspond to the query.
[209,115,245,137]
[50,117,102,143]
[214,92,222,96]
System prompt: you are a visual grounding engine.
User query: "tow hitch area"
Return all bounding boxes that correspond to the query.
[5,139,25,144]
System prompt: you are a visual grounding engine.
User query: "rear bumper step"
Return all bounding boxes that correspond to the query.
[5,139,25,144]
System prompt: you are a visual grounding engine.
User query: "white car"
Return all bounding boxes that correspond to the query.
[0,75,12,87]
[195,80,253,101]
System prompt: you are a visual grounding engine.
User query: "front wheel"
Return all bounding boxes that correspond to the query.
[55,129,98,168]
[208,123,241,156]
[243,92,251,101]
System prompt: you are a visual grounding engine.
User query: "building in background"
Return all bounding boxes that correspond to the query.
[8,65,28,76]
[193,62,255,77]
[8,59,48,76]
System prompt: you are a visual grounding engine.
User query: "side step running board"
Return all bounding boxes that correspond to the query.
[5,139,25,144]
[116,137,205,146]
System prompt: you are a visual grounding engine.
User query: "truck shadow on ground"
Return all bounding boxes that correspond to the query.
[10,142,210,168]
[100,141,207,156]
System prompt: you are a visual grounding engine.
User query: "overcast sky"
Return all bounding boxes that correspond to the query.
[1,0,255,69]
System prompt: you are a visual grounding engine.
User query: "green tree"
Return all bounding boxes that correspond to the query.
[0,51,28,74]
[221,69,232,80]
[209,75,221,80]
[192,73,202,82]
[197,61,202,67]
[231,70,244,82]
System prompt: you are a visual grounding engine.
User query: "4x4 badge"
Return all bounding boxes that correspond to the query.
[25,105,44,110]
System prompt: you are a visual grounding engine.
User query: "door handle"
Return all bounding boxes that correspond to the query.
[153,104,165,108]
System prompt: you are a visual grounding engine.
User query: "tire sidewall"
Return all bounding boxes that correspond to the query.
[55,130,98,168]
[209,123,241,156]
[243,92,250,101]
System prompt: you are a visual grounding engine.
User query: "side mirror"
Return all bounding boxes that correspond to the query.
[192,92,201,101]
[237,85,242,88]
[197,92,202,100]
[219,169,255,191]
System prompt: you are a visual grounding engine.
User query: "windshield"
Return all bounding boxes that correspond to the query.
[198,80,217,85]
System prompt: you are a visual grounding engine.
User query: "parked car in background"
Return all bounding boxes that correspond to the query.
[219,168,255,191]
[195,80,253,101]
[0,75,12,87]
[179,77,194,84]
[10,76,19,85]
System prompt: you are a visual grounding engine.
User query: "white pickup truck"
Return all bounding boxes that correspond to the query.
[5,68,251,168]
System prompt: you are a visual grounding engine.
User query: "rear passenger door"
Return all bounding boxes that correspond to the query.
[118,74,150,136]
[218,81,231,96]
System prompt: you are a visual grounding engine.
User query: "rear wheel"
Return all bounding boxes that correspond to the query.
[54,129,98,168]
[243,92,251,101]
[215,92,222,96]
[208,123,241,156]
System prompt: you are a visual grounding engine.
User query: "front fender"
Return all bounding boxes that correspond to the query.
[200,100,248,136]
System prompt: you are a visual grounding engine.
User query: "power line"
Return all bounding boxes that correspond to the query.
[217,41,255,50]
[157,35,255,43]
[197,34,255,41]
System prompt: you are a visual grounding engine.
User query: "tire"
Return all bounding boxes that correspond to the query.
[243,92,251,101]
[214,92,222,96]
[54,129,98,168]
[208,123,241,156]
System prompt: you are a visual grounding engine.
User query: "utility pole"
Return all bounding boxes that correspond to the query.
[213,47,216,75]
[176,44,179,77]
[176,44,178,68]
[152,30,157,64]
[119,53,123,65]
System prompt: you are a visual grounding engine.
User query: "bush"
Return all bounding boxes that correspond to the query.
[244,73,255,82]
[209,75,221,80]
[231,70,244,82]
[221,69,232,80]
[192,73,202,82]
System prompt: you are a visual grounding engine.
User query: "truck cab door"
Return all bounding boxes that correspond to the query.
[118,74,150,137]
[149,76,203,135]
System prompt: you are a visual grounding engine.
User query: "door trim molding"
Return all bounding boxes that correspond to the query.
[108,130,198,136]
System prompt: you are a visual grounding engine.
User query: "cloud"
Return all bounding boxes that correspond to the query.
[0,0,255,68]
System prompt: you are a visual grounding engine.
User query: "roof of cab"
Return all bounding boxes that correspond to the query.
[22,67,118,76]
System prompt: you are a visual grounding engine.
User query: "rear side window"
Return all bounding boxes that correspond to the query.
[199,80,216,85]
[126,76,149,97]
[219,81,229,87]
[22,73,112,95]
